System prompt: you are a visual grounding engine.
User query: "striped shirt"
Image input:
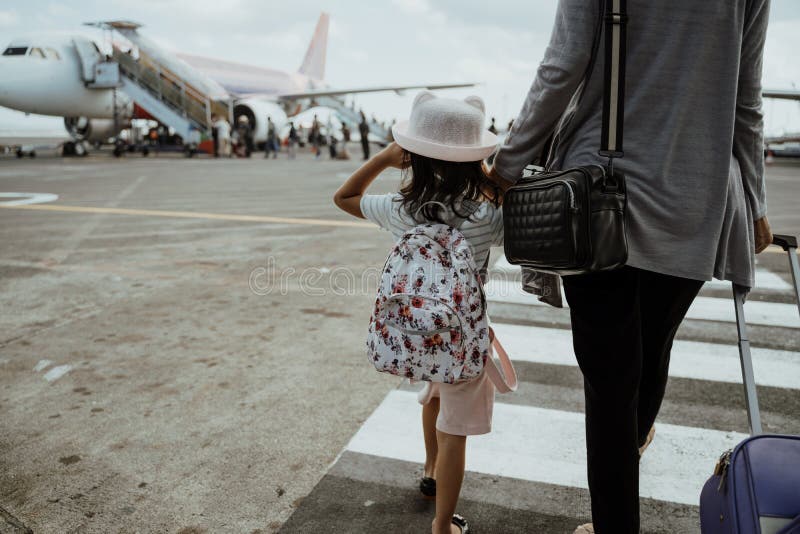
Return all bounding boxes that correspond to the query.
[360,193,504,269]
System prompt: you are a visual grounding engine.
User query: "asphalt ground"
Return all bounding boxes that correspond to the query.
[0,148,798,533]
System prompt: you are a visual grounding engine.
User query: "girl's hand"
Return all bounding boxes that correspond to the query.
[334,142,406,219]
[378,142,408,169]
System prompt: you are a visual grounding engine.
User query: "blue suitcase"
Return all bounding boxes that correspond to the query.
[700,235,800,534]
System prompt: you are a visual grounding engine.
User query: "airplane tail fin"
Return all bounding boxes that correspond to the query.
[298,12,329,81]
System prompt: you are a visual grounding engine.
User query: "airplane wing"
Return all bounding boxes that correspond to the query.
[277,82,477,101]
[763,89,800,101]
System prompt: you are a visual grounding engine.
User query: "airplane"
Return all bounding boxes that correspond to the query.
[0,13,474,155]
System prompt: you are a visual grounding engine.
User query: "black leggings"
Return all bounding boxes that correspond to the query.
[562,266,704,534]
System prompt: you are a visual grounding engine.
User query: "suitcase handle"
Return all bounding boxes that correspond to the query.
[772,234,797,252]
[736,233,800,436]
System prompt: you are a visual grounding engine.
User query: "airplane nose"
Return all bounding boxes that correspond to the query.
[0,58,19,105]
[0,58,42,112]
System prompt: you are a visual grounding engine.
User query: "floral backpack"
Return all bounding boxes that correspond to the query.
[366,203,517,391]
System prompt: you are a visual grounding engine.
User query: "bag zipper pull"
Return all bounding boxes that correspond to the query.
[714,449,732,492]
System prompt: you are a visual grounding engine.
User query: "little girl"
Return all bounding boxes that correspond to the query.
[334,92,503,534]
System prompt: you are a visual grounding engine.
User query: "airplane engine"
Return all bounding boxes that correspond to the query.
[64,117,127,144]
[233,100,288,145]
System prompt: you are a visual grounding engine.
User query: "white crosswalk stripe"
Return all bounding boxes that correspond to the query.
[485,278,800,329]
[491,255,793,292]
[492,322,800,390]
[346,390,747,506]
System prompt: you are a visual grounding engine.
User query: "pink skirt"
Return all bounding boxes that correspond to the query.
[417,369,495,436]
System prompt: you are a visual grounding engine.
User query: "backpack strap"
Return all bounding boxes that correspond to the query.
[486,327,518,393]
[452,198,481,229]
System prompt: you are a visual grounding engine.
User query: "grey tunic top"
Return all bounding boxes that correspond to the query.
[494,0,769,287]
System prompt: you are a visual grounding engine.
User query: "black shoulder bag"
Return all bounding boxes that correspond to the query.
[502,0,628,275]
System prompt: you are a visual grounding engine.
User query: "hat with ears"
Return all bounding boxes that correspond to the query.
[392,92,498,162]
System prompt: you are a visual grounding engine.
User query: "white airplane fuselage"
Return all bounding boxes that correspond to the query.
[0,38,123,118]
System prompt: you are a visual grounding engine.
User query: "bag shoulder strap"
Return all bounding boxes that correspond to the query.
[599,0,628,161]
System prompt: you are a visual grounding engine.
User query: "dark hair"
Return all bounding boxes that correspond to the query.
[398,150,501,224]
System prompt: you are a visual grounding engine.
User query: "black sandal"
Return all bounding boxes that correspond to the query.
[419,476,436,499]
[452,514,470,533]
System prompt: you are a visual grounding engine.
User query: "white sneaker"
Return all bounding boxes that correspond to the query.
[573,524,594,534]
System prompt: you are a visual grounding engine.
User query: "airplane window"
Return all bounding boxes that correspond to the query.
[29,47,45,58]
[2,46,28,56]
[44,48,61,60]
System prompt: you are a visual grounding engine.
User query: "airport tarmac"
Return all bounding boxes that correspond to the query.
[0,149,798,533]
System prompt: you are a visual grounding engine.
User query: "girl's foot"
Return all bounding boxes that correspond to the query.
[419,476,436,499]
[573,523,594,534]
[432,515,469,534]
[451,514,470,533]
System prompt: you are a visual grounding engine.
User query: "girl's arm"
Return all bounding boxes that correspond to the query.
[333,142,406,218]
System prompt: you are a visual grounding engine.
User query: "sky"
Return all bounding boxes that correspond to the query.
[1,0,800,136]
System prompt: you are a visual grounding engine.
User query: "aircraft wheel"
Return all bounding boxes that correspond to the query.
[29,151,36,158]
[16,149,24,158]
[74,143,87,157]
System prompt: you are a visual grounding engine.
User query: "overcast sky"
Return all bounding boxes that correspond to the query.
[1,0,800,136]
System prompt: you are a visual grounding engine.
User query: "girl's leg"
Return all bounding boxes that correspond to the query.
[422,397,440,478]
[432,430,466,534]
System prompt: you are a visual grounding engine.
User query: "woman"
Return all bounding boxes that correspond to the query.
[489,1,773,532]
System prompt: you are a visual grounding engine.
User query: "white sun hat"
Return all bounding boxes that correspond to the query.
[392,91,498,162]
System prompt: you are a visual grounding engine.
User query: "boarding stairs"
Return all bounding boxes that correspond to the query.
[316,96,390,143]
[75,24,230,144]
[111,47,230,142]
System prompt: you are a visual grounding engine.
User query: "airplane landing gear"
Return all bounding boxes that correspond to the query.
[62,141,87,157]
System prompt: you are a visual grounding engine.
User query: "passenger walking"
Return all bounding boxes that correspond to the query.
[311,114,322,159]
[334,93,503,534]
[287,121,299,159]
[489,1,772,533]
[236,116,253,158]
[358,111,370,160]
[264,116,278,159]
[214,116,231,158]
[211,114,219,158]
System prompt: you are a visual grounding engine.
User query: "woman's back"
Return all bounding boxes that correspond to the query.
[504,0,769,285]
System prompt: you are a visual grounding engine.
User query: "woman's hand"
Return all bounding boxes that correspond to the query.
[378,142,408,169]
[754,216,773,254]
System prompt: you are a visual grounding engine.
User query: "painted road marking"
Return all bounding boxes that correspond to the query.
[43,364,72,382]
[492,255,791,292]
[493,322,800,390]
[33,359,53,372]
[485,279,800,329]
[0,192,59,206]
[346,390,746,506]
[0,203,374,229]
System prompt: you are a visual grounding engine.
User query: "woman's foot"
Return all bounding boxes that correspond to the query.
[573,523,594,534]
[419,476,436,499]
[639,425,656,457]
